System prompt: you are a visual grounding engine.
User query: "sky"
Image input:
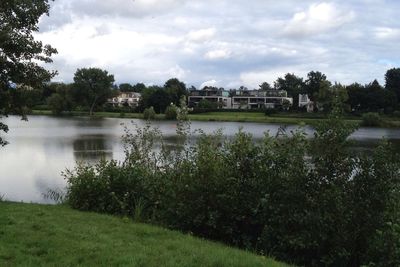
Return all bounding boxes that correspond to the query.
[36,0,400,89]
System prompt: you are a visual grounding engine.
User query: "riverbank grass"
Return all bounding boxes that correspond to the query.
[0,202,287,267]
[31,109,366,126]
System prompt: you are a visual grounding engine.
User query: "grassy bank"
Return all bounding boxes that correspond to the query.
[0,202,288,267]
[30,110,349,126]
[32,109,400,127]
[188,112,336,125]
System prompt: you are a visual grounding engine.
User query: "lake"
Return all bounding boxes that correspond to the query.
[1,115,400,203]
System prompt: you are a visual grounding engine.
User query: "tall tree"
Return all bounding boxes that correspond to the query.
[132,83,146,93]
[347,80,396,113]
[385,68,400,101]
[164,78,187,106]
[274,73,304,108]
[0,0,57,146]
[304,71,331,102]
[72,68,115,115]
[119,83,133,92]
[259,82,272,91]
[149,87,173,114]
[346,83,365,112]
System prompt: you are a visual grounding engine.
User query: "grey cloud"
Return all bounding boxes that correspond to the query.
[72,0,187,18]
[37,0,400,88]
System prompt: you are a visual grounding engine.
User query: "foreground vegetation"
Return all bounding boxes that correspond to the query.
[61,106,400,267]
[0,202,286,267]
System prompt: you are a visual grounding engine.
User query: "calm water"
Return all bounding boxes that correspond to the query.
[1,115,400,203]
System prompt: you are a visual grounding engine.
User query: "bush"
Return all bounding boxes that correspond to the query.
[264,108,277,116]
[63,112,400,266]
[143,107,156,120]
[361,112,381,127]
[47,93,65,115]
[32,105,50,111]
[198,99,218,109]
[164,104,178,120]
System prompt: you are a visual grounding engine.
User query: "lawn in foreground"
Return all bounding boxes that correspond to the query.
[0,202,288,267]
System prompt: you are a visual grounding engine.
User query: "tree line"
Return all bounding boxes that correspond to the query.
[5,67,400,116]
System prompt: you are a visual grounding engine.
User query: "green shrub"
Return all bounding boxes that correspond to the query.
[361,112,381,127]
[32,105,50,111]
[143,107,156,120]
[47,93,65,115]
[198,99,218,109]
[164,104,178,120]
[264,108,277,116]
[63,111,400,267]
[65,160,150,217]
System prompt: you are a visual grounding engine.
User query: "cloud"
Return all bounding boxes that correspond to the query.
[374,27,400,40]
[187,28,216,42]
[35,0,400,88]
[240,67,309,89]
[200,79,218,88]
[283,2,355,38]
[73,0,187,18]
[205,49,232,60]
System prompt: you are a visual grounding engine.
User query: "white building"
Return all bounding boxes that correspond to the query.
[298,94,314,112]
[108,92,141,108]
[188,88,293,110]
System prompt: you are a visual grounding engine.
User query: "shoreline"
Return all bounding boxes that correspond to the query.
[29,110,400,128]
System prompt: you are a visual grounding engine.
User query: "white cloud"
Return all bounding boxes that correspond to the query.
[74,0,187,18]
[187,28,216,42]
[240,67,309,88]
[205,49,231,60]
[35,0,400,88]
[163,65,186,80]
[374,27,400,40]
[284,3,355,37]
[200,79,218,88]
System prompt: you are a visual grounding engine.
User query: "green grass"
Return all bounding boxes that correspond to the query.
[0,202,288,267]
[33,109,400,127]
[187,112,361,126]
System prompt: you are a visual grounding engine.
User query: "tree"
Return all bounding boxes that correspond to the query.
[198,99,218,109]
[274,73,304,108]
[259,82,272,91]
[149,88,173,113]
[347,80,396,113]
[304,71,331,102]
[46,83,73,114]
[315,83,348,113]
[47,93,65,115]
[119,83,133,92]
[132,83,146,93]
[346,83,365,112]
[164,103,178,120]
[385,68,400,102]
[72,68,115,115]
[164,78,187,106]
[0,0,57,146]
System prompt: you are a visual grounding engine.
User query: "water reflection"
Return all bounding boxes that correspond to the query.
[73,135,113,162]
[1,115,400,203]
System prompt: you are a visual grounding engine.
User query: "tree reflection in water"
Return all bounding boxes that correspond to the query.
[73,135,113,163]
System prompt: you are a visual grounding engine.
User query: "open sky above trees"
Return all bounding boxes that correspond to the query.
[36,0,400,88]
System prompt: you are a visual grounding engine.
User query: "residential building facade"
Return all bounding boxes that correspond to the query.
[188,88,293,110]
[108,92,141,108]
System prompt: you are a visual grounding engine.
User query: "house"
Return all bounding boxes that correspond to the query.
[231,90,292,110]
[188,87,232,109]
[188,88,293,110]
[108,92,141,108]
[298,94,314,112]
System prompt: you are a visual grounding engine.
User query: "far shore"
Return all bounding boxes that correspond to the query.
[29,110,400,128]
